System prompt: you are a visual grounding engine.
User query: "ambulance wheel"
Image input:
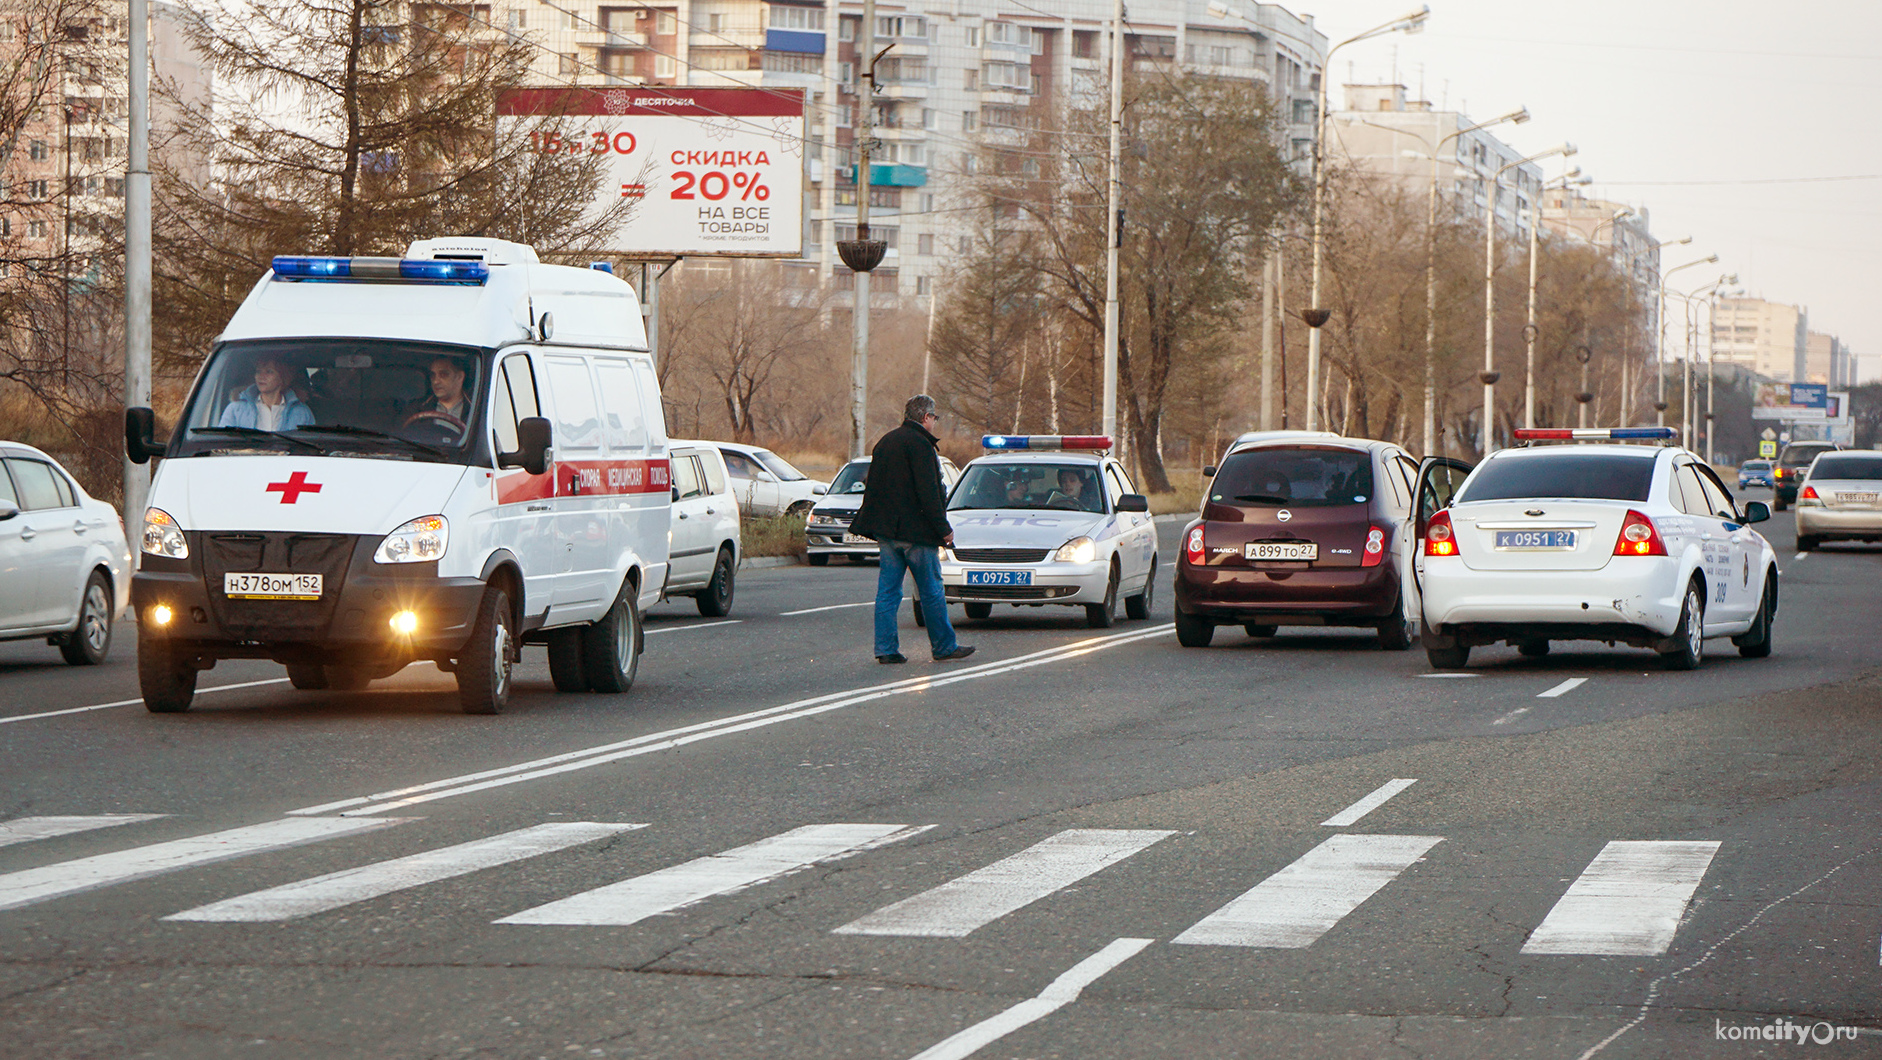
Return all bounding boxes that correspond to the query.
[581,580,641,694]
[964,602,993,620]
[458,586,514,715]
[325,665,372,691]
[1125,557,1156,620]
[808,553,829,567]
[1085,562,1119,628]
[286,664,328,690]
[546,628,587,693]
[697,548,735,617]
[138,627,197,713]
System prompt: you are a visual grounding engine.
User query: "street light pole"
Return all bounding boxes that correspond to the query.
[124,0,152,523]
[1526,167,1585,428]
[1101,0,1124,443]
[1680,273,1735,450]
[1655,253,1717,432]
[1483,142,1574,454]
[1303,5,1429,433]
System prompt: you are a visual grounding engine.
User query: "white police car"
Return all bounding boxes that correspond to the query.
[1417,427,1779,670]
[937,436,1158,628]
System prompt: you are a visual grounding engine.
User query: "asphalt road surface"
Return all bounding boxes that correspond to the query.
[4,491,1882,1059]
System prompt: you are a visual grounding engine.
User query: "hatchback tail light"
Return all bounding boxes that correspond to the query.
[1613,509,1668,556]
[1362,525,1387,567]
[1184,525,1206,565]
[1423,511,1456,556]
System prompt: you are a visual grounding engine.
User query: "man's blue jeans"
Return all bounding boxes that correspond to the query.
[874,539,958,658]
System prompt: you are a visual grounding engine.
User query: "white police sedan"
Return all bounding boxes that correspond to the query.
[936,436,1159,628]
[1417,427,1779,670]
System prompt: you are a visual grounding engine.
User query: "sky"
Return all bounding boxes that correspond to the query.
[1303,0,1882,379]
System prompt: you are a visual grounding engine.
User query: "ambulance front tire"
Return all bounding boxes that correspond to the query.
[286,663,328,690]
[546,628,587,693]
[581,579,641,693]
[138,627,197,713]
[458,586,515,715]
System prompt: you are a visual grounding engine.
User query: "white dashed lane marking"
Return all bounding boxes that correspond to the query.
[1538,678,1588,698]
[1321,779,1418,827]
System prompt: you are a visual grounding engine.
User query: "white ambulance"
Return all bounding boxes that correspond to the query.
[126,237,670,715]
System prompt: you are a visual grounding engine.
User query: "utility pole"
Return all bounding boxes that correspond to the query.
[124,0,152,525]
[1259,250,1276,431]
[1101,0,1123,443]
[837,0,887,458]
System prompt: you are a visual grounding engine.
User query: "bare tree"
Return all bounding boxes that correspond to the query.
[660,259,834,445]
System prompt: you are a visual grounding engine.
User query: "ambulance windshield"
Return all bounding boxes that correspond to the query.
[172,339,487,463]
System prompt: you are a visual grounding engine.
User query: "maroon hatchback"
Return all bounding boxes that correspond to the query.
[1173,431,1470,650]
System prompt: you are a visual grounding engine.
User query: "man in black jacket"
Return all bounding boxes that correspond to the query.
[848,395,976,663]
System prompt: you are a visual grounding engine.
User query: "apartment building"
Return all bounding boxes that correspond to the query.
[0,1,207,280]
[1326,82,1543,241]
[1711,297,1807,382]
[1804,329,1854,387]
[494,0,1329,300]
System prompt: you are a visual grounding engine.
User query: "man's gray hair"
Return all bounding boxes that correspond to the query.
[905,394,938,422]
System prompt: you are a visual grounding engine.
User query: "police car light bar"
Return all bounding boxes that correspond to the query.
[981,435,1113,451]
[1511,427,1677,441]
[271,256,490,285]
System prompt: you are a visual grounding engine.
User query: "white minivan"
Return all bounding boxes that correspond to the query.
[126,237,670,715]
[662,442,740,615]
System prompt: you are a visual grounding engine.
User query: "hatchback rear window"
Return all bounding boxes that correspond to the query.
[1458,453,1656,503]
[1809,455,1882,480]
[1210,447,1373,507]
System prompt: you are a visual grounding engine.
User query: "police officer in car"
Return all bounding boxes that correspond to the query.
[848,395,977,665]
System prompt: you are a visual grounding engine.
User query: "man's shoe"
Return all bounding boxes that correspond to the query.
[932,646,977,662]
[876,653,908,664]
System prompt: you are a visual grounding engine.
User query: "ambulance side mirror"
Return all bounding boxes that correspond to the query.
[125,407,165,464]
[500,416,553,475]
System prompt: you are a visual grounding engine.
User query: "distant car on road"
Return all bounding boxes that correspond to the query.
[710,442,828,518]
[1418,427,1777,671]
[1736,459,1774,490]
[805,455,959,566]
[1773,441,1842,510]
[0,441,130,666]
[1794,450,1882,551]
[1173,430,1471,650]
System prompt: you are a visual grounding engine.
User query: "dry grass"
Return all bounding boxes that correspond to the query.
[1146,468,1207,516]
[741,513,808,559]
[770,447,847,482]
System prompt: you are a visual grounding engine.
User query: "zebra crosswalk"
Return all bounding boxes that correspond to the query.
[0,811,1726,961]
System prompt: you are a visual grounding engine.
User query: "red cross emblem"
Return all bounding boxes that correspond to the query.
[266,471,323,504]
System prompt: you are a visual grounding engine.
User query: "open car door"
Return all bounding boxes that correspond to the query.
[1411,457,1474,610]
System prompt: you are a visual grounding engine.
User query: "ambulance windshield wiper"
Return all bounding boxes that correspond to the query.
[289,424,448,460]
[187,426,325,455]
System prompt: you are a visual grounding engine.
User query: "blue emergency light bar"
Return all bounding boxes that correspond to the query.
[982,435,1113,451]
[1512,427,1677,441]
[270,256,490,285]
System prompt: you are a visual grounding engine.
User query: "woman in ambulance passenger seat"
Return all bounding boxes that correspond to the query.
[218,355,315,432]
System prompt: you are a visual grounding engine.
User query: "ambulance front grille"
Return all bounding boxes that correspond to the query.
[202,532,357,637]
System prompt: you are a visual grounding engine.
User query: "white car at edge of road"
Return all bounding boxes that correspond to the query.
[1417,427,1779,671]
[709,442,828,519]
[0,441,131,665]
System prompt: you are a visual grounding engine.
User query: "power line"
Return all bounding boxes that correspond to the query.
[1602,174,1882,187]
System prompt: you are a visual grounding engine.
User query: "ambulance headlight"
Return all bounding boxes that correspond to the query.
[1053,537,1097,564]
[374,516,448,563]
[142,508,188,559]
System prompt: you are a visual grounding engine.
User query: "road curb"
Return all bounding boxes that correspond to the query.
[741,555,805,570]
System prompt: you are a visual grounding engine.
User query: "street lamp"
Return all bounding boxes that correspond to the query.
[1680,273,1735,449]
[1623,234,1689,425]
[1482,142,1575,454]
[1302,4,1430,432]
[1574,345,1595,428]
[1395,104,1529,454]
[1655,252,1718,428]
[1525,166,1587,428]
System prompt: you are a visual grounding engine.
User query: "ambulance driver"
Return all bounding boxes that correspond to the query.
[218,355,315,432]
[401,356,473,436]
